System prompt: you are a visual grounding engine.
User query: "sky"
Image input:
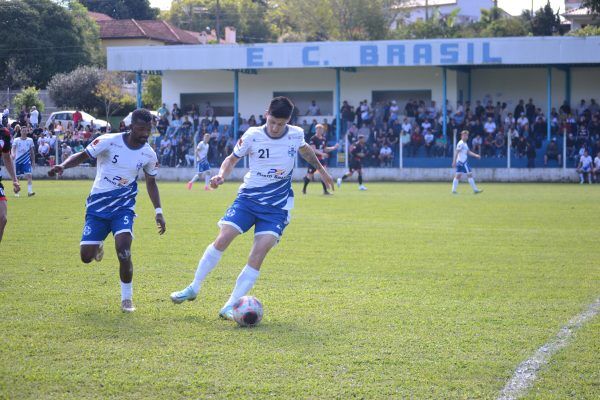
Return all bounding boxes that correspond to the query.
[149,0,568,16]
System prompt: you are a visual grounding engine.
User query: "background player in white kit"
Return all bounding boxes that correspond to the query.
[48,109,166,313]
[170,97,334,319]
[187,133,212,191]
[452,130,482,194]
[577,149,593,184]
[11,126,36,197]
[593,151,600,184]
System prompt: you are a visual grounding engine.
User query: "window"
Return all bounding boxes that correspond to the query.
[372,90,432,107]
[180,93,234,116]
[273,91,333,115]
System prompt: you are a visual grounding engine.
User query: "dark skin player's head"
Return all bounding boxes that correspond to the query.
[128,109,152,147]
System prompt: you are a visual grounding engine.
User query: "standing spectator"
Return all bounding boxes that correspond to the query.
[409,127,423,156]
[1,104,9,126]
[204,102,214,118]
[72,108,83,128]
[18,106,28,126]
[157,103,169,119]
[29,106,39,128]
[482,132,494,158]
[525,98,536,124]
[514,99,525,121]
[526,140,536,168]
[576,99,587,118]
[306,100,321,116]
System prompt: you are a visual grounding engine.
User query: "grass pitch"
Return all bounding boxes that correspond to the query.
[1,181,599,399]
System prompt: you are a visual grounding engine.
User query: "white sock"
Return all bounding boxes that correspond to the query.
[28,182,32,193]
[224,265,260,308]
[580,174,584,183]
[452,178,458,192]
[190,174,200,184]
[468,177,478,191]
[190,244,223,293]
[204,174,210,186]
[121,281,132,301]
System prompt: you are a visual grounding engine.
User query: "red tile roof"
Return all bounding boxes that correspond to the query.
[98,19,201,45]
[89,11,113,21]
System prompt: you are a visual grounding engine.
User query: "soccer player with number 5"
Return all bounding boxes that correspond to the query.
[170,97,334,320]
[48,109,166,313]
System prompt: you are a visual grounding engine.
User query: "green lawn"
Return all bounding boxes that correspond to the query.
[1,181,599,399]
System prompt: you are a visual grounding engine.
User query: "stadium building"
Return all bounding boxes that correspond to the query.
[106,36,600,181]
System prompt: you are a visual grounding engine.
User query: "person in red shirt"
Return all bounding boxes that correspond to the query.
[73,108,83,128]
[0,126,21,242]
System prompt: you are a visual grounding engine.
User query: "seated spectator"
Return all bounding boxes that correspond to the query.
[517,113,529,131]
[472,134,483,155]
[544,138,562,166]
[60,142,72,162]
[434,134,447,157]
[38,140,51,165]
[423,129,434,156]
[409,128,423,156]
[494,131,506,158]
[484,117,496,136]
[379,143,393,166]
[482,132,494,158]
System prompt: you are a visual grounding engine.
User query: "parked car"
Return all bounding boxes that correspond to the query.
[45,111,111,131]
[122,110,159,127]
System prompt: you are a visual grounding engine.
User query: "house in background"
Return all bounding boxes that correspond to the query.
[391,0,507,29]
[89,12,236,55]
[561,6,595,30]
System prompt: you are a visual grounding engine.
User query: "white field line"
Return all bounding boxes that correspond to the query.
[497,297,600,400]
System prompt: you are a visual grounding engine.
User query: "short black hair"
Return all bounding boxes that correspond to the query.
[131,108,153,125]
[268,96,294,119]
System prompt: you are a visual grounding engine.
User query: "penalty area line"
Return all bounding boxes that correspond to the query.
[497,297,600,400]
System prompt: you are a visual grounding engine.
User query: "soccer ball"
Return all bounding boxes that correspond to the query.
[232,296,263,327]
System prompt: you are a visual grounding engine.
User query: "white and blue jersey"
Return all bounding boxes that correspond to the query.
[196,141,210,173]
[80,133,158,245]
[13,137,34,176]
[455,139,471,173]
[219,125,307,239]
[579,155,593,172]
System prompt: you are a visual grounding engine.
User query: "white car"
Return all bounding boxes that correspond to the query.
[122,110,159,127]
[45,111,111,131]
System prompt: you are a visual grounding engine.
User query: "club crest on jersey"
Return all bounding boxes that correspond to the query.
[83,225,92,236]
[135,161,143,170]
[225,208,236,217]
[288,146,297,157]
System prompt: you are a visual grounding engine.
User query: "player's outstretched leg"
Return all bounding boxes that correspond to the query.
[80,244,102,263]
[204,173,212,191]
[115,233,135,313]
[219,233,276,320]
[302,174,311,194]
[170,224,239,304]
[321,180,331,195]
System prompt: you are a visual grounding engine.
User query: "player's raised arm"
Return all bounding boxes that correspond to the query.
[48,151,89,177]
[210,153,242,188]
[298,144,334,191]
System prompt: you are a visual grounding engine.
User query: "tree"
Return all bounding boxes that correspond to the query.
[567,25,600,35]
[479,17,530,38]
[47,66,104,111]
[0,0,100,88]
[79,0,159,20]
[523,3,561,36]
[69,1,105,66]
[142,75,162,110]
[94,73,135,120]
[392,8,461,39]
[582,0,600,14]
[13,87,45,113]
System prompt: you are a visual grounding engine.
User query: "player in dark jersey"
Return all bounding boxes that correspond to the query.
[302,124,339,195]
[0,126,21,243]
[338,134,367,190]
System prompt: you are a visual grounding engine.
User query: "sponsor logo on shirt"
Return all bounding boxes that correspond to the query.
[257,169,288,179]
[103,175,130,187]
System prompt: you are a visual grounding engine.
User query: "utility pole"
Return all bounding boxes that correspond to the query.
[425,0,429,22]
[215,0,221,42]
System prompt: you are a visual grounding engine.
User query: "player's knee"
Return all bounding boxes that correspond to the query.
[80,251,94,264]
[116,247,131,261]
